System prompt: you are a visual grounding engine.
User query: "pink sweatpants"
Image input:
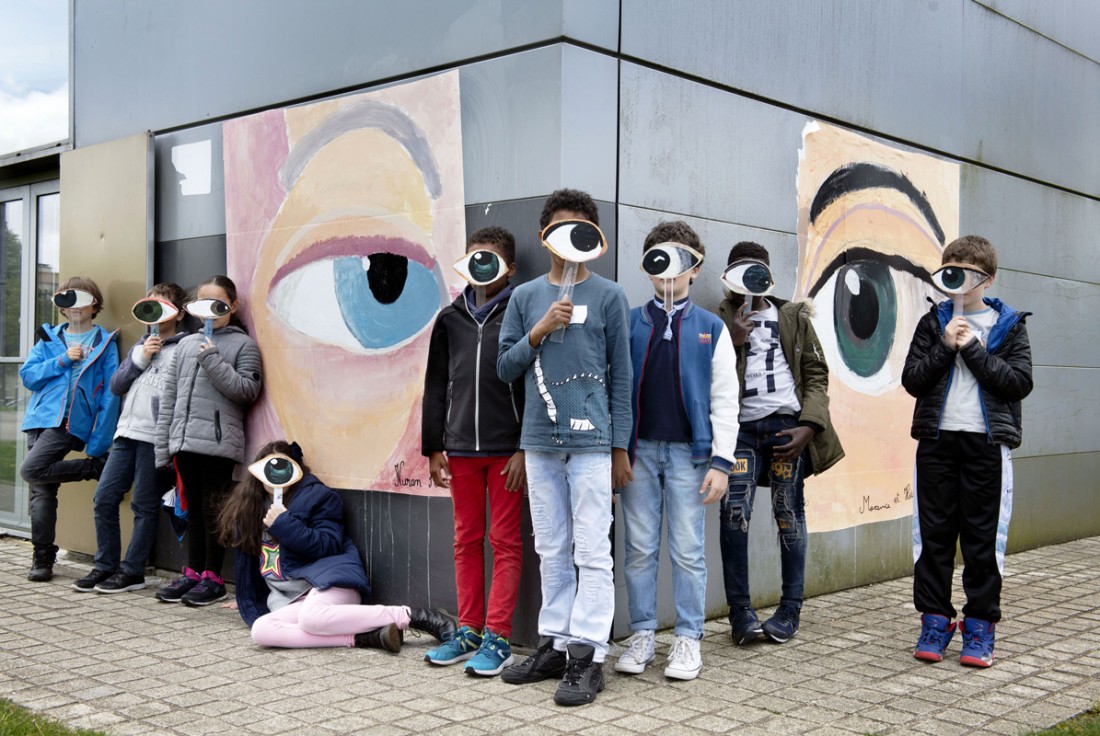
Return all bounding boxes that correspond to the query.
[251,587,411,648]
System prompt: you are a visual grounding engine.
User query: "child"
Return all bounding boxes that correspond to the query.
[902,235,1033,667]
[496,189,632,706]
[20,276,119,582]
[716,241,844,644]
[154,275,263,607]
[615,222,739,681]
[219,441,458,651]
[72,283,189,593]
[421,226,526,676]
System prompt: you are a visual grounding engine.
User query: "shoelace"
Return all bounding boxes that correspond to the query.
[917,627,948,648]
[561,657,587,686]
[667,638,693,665]
[963,629,994,656]
[623,633,650,662]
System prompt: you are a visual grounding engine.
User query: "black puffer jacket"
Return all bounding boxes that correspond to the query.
[422,286,523,455]
[902,298,1033,449]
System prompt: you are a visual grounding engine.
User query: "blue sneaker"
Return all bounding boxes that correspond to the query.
[762,604,800,643]
[959,618,995,668]
[424,625,481,666]
[914,614,957,662]
[464,629,516,677]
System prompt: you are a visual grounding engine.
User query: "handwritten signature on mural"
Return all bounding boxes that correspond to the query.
[393,460,436,489]
[858,484,914,515]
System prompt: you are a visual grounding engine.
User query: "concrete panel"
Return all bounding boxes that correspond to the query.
[154,124,226,243]
[993,270,1100,370]
[155,235,227,293]
[1017,366,1100,458]
[983,0,1100,63]
[1009,451,1100,553]
[561,45,618,202]
[619,62,806,231]
[74,1,599,148]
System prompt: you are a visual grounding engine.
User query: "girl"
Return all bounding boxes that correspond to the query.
[154,275,263,606]
[218,441,457,651]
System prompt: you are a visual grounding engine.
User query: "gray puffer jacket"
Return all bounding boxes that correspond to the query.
[154,325,263,467]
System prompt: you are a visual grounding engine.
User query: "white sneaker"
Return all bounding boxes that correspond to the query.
[664,635,702,680]
[614,629,655,674]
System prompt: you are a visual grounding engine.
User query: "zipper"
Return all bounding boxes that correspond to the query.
[508,384,520,423]
[63,328,116,431]
[181,343,200,447]
[463,297,501,454]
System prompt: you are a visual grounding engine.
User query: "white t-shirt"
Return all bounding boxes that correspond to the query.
[940,307,999,434]
[740,301,801,423]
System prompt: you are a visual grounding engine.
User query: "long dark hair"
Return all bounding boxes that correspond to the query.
[217,440,309,556]
[198,274,247,332]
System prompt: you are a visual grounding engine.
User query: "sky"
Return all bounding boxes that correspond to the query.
[0,0,69,156]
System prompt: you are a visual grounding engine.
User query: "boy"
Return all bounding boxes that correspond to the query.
[615,221,739,681]
[72,283,189,594]
[20,276,120,582]
[717,242,844,644]
[496,188,632,706]
[903,235,1033,667]
[421,226,526,676]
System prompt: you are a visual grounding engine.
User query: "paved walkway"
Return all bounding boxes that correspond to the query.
[2,535,1100,735]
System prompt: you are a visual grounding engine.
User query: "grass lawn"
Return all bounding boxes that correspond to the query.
[0,699,110,736]
[1025,705,1100,735]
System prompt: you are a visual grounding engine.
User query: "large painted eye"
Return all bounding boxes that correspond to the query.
[641,243,702,279]
[132,298,180,325]
[454,250,503,286]
[931,264,989,295]
[721,260,774,296]
[540,220,607,263]
[185,298,232,320]
[248,453,303,488]
[52,289,95,309]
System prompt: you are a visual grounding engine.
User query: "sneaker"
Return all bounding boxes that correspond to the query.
[88,453,109,480]
[553,643,604,707]
[408,608,458,643]
[72,568,114,592]
[664,635,702,680]
[501,636,567,684]
[913,614,957,662]
[27,549,55,582]
[424,626,482,666]
[355,624,403,653]
[464,629,515,677]
[613,629,655,674]
[180,572,227,607]
[729,606,763,645]
[959,618,996,668]
[155,568,201,602]
[94,571,147,594]
[762,604,800,643]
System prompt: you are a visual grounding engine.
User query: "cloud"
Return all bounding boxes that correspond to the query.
[0,82,68,156]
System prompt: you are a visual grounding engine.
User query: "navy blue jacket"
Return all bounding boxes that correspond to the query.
[234,474,372,627]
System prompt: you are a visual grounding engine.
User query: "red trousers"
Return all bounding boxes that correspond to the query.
[448,455,523,638]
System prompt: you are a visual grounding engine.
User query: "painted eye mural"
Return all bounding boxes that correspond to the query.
[540,220,608,263]
[52,289,95,309]
[641,243,703,279]
[454,249,503,287]
[721,259,775,297]
[224,72,466,493]
[796,121,960,532]
[931,263,990,296]
[132,298,180,325]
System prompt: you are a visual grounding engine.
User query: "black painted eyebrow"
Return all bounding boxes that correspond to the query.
[809,162,945,246]
[807,246,934,298]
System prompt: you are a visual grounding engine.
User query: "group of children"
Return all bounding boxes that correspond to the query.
[19,188,1032,709]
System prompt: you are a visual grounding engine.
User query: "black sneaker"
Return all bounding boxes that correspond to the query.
[72,568,115,592]
[27,549,56,583]
[181,576,227,607]
[408,608,458,643]
[155,571,201,602]
[553,643,604,707]
[729,606,763,645]
[762,603,801,643]
[88,453,109,480]
[501,636,567,685]
[95,571,146,594]
[354,624,403,653]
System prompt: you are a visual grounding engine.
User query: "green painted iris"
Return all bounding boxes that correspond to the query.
[834,260,896,378]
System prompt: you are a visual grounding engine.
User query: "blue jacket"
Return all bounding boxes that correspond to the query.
[628,301,740,471]
[20,323,120,457]
[234,474,372,628]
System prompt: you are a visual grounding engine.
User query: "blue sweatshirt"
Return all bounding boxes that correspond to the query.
[497,273,632,453]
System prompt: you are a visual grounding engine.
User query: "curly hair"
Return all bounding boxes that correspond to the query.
[539,188,599,229]
[468,226,517,266]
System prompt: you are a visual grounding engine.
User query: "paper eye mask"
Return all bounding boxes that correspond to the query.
[641,242,703,279]
[931,263,990,296]
[454,250,504,286]
[52,289,96,309]
[132,298,180,325]
[248,453,303,489]
[185,298,232,320]
[721,260,774,296]
[539,220,608,263]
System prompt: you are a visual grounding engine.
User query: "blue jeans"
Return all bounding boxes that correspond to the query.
[525,450,614,662]
[621,439,708,639]
[719,414,808,609]
[93,437,168,576]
